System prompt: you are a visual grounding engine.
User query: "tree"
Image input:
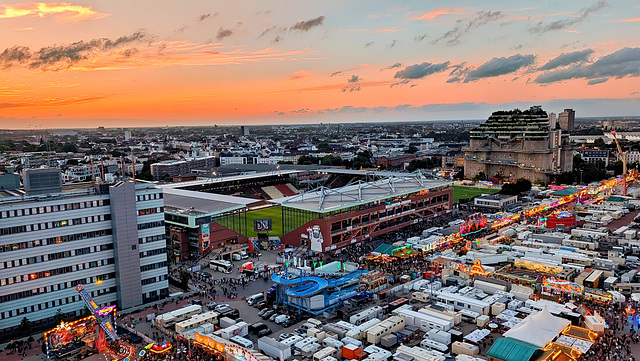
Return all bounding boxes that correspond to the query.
[61,142,78,153]
[472,172,487,181]
[19,317,31,336]
[453,169,464,180]
[593,137,606,148]
[53,308,64,325]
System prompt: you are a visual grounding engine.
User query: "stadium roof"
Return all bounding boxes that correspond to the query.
[157,170,299,189]
[163,188,257,218]
[270,175,451,213]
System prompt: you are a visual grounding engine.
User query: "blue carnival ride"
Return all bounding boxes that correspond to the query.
[271,266,372,315]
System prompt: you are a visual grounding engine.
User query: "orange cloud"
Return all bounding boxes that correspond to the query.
[413,8,461,21]
[0,95,105,109]
[0,2,107,21]
[616,17,640,22]
[67,41,309,71]
[288,70,313,81]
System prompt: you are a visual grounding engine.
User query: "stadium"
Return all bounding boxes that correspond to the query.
[160,166,453,259]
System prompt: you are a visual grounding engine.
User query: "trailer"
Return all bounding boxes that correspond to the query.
[434,292,490,315]
[350,306,384,326]
[258,337,291,361]
[345,318,381,340]
[366,316,405,345]
[418,307,460,326]
[313,347,338,361]
[395,309,452,331]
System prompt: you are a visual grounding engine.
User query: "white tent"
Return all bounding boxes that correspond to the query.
[530,306,570,334]
[503,318,557,347]
[503,307,570,348]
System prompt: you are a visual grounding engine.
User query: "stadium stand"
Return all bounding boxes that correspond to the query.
[275,183,296,197]
[262,185,285,199]
[285,183,300,195]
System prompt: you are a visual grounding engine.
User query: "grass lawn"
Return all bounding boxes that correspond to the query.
[244,206,283,237]
[453,186,499,203]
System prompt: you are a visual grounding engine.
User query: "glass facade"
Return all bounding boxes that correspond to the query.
[213,209,248,236]
[282,207,320,235]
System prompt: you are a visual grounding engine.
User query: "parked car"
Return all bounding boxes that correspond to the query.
[258,308,272,317]
[257,328,272,337]
[214,304,230,312]
[278,333,294,341]
[206,301,217,310]
[192,299,202,306]
[255,301,268,310]
[261,310,276,320]
[249,322,269,334]
[268,313,279,322]
[274,315,290,325]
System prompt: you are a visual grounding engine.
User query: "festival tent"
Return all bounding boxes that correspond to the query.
[503,318,559,348]
[529,306,571,334]
[503,307,571,348]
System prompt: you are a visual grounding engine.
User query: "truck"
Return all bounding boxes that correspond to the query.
[258,337,291,361]
[342,344,366,361]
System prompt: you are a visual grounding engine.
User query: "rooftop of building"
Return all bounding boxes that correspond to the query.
[270,174,450,213]
[163,188,258,217]
[486,337,541,361]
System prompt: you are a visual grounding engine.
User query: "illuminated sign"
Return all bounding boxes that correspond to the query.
[254,219,272,232]
[96,305,116,316]
[469,259,490,277]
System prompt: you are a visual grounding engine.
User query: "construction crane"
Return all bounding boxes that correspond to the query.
[611,131,627,196]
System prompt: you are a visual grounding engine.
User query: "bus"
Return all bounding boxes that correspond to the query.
[210,260,233,273]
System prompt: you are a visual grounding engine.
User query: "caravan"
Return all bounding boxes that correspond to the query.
[350,306,384,326]
[420,339,449,353]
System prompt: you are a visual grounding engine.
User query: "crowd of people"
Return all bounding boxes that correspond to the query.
[577,299,637,361]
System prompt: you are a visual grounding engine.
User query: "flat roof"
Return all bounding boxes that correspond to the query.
[163,188,256,217]
[310,168,423,178]
[157,170,299,189]
[270,176,450,213]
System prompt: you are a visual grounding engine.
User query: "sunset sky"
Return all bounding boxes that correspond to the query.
[0,0,639,129]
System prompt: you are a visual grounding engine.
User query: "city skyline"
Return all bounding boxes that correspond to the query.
[0,0,639,128]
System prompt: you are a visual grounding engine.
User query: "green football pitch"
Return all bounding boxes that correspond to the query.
[244,206,283,237]
[453,186,499,203]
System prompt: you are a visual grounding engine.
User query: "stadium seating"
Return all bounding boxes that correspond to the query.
[275,183,296,197]
[261,185,285,199]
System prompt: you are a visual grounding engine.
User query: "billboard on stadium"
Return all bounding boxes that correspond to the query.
[254,219,272,232]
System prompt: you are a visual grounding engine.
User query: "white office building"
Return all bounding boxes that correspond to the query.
[0,168,168,339]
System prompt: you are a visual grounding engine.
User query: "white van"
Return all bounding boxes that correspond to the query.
[230,336,254,349]
[246,293,264,306]
[420,339,448,353]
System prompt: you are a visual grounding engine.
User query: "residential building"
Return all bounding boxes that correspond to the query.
[472,194,518,211]
[463,106,573,183]
[579,150,609,166]
[559,109,575,131]
[62,164,101,182]
[0,169,168,339]
[150,156,216,180]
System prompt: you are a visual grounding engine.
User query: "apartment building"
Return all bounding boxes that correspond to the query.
[0,169,168,339]
[463,106,573,183]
